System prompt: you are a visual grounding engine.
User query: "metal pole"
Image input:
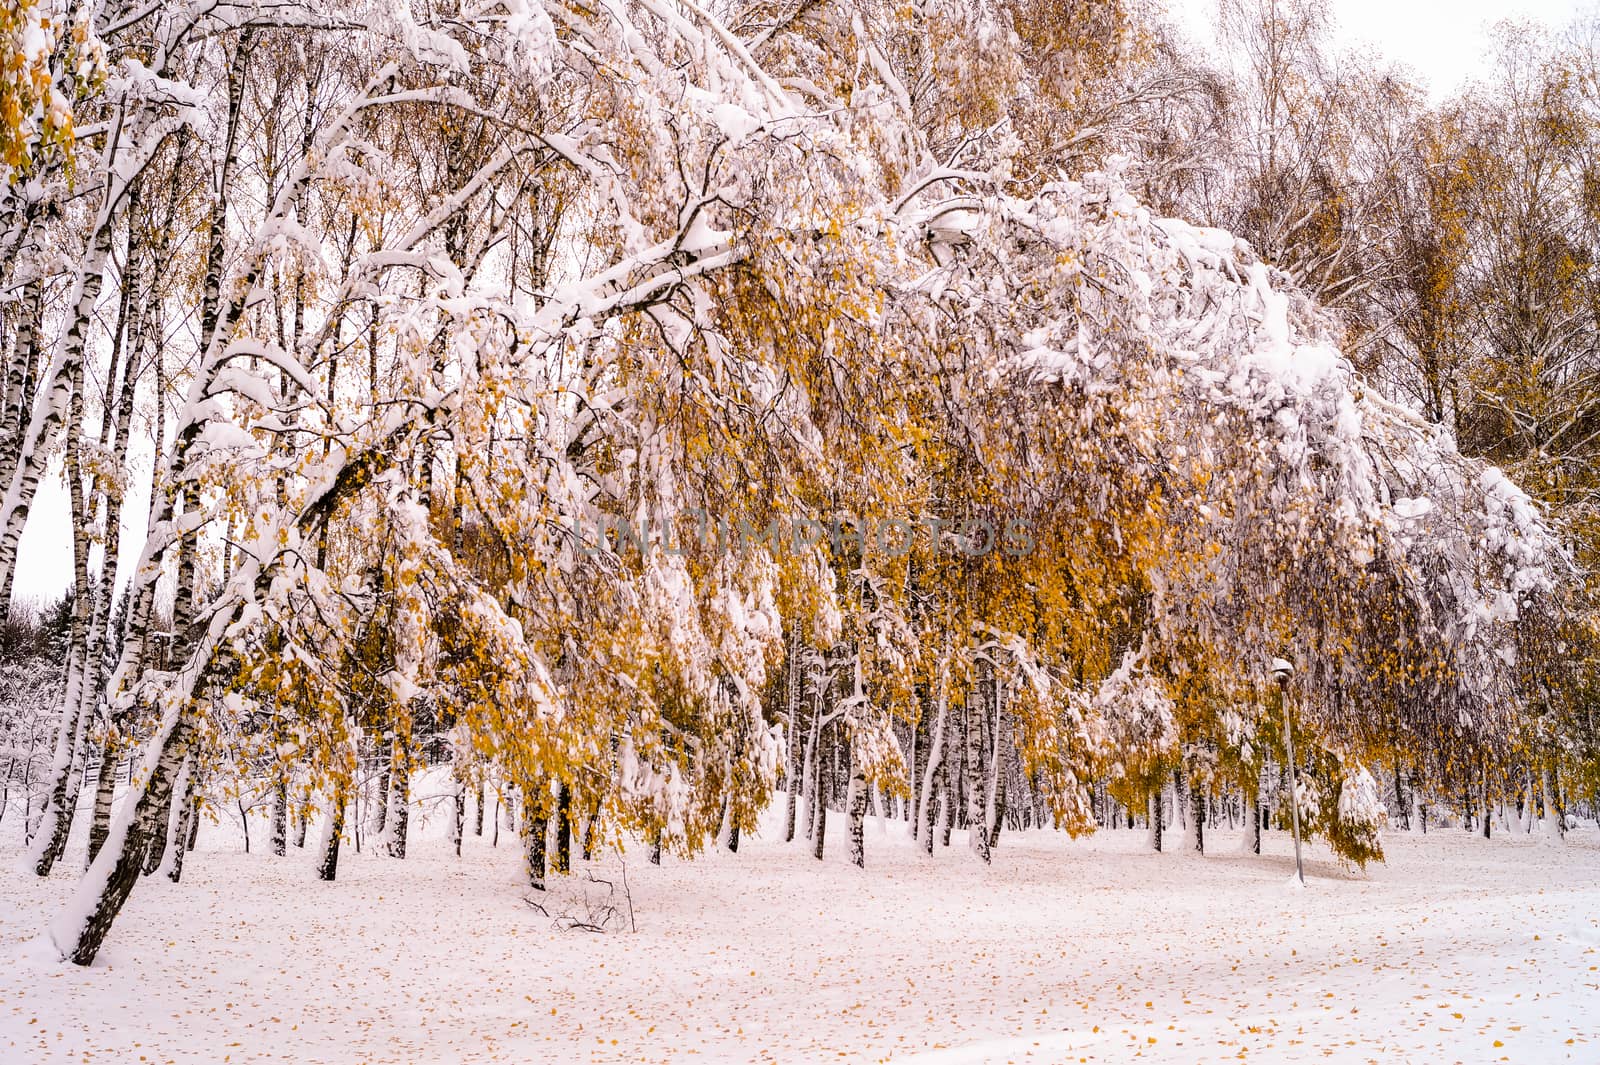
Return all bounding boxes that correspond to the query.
[1279,676,1305,884]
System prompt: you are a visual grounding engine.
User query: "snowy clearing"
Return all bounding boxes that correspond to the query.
[2,810,1596,1064]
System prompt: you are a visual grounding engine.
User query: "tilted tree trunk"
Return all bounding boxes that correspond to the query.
[165,764,198,882]
[187,790,201,851]
[87,741,120,866]
[46,710,192,965]
[317,782,348,882]
[141,767,178,876]
[916,659,949,847]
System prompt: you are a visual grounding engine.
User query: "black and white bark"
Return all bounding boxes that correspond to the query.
[1481,765,1492,839]
[141,771,175,877]
[451,779,466,857]
[373,760,390,836]
[271,777,288,857]
[1149,788,1164,852]
[800,685,823,841]
[553,783,571,872]
[46,705,193,965]
[27,352,96,877]
[915,655,949,847]
[581,811,598,860]
[0,279,42,499]
[1243,771,1262,855]
[812,727,829,861]
[782,633,803,843]
[0,51,184,616]
[317,782,348,882]
[186,791,200,853]
[86,742,119,866]
[384,722,409,859]
[847,747,868,869]
[921,743,942,855]
[964,676,991,865]
[164,763,198,882]
[526,799,548,892]
[985,678,1006,850]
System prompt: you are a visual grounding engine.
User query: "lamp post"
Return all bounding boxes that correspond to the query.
[1272,657,1305,885]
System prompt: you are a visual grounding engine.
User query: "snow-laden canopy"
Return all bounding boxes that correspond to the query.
[889,160,1567,835]
[0,0,1573,964]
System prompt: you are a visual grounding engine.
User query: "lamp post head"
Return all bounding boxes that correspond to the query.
[1270,657,1294,686]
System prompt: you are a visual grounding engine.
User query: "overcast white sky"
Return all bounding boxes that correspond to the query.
[1172,0,1594,96]
[7,0,1597,611]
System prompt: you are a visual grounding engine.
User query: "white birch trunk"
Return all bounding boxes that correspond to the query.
[847,753,868,868]
[1540,766,1565,843]
[915,659,948,849]
[963,691,990,864]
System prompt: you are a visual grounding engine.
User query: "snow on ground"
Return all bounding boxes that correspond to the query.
[0,798,1596,1064]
